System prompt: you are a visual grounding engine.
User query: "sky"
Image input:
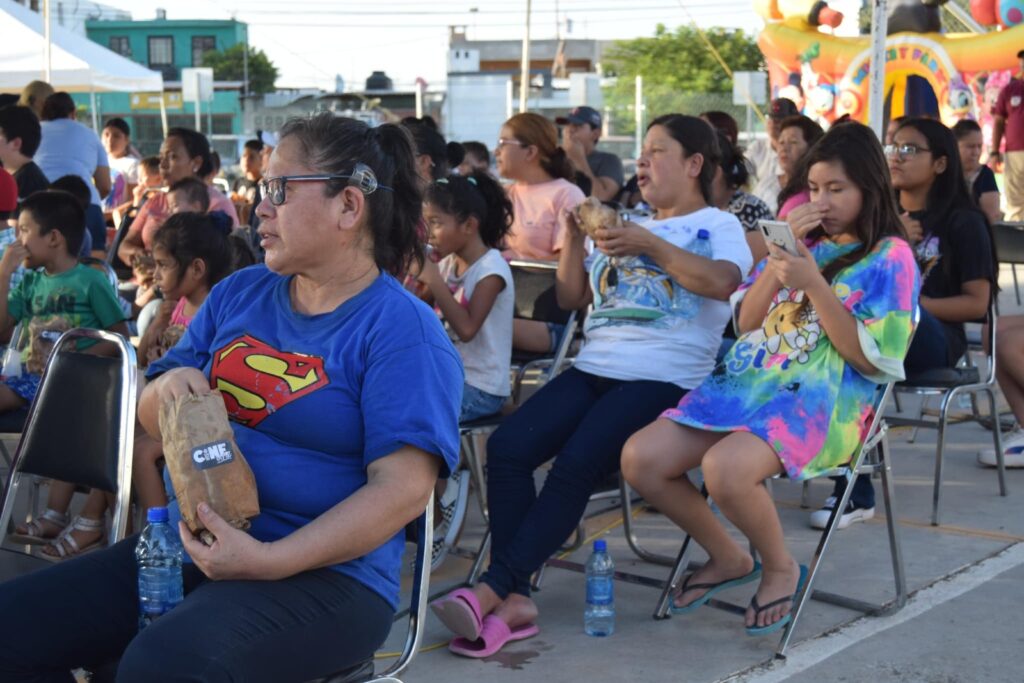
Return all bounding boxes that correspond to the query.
[87,0,870,91]
[86,0,812,91]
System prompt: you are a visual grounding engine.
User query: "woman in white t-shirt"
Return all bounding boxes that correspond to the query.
[415,171,516,421]
[430,114,752,657]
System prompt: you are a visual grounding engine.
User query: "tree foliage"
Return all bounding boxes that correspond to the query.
[202,44,279,95]
[602,24,765,134]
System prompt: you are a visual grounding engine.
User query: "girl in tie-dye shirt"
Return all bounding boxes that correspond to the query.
[621,123,920,637]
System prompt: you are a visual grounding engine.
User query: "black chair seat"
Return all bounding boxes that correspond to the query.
[307,656,374,682]
[459,414,504,431]
[900,366,980,388]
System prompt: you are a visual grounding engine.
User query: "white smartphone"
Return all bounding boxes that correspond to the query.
[758,219,800,256]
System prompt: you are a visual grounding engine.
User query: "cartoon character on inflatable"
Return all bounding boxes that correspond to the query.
[756,0,1024,129]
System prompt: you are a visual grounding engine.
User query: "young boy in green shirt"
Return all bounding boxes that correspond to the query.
[0,189,128,411]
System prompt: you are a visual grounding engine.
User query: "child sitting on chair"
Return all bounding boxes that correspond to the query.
[3,190,129,555]
[621,122,920,637]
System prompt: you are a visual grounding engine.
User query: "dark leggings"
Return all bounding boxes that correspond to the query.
[0,537,393,683]
[480,367,685,598]
[833,307,953,507]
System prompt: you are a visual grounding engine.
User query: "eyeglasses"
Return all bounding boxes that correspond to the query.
[884,143,932,160]
[496,138,527,150]
[258,164,389,206]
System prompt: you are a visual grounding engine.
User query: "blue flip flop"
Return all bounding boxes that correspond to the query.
[669,561,763,615]
[745,564,809,637]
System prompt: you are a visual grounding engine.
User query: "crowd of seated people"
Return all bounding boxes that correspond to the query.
[0,77,1017,680]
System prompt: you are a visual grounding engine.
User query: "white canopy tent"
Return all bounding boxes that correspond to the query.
[0,0,163,112]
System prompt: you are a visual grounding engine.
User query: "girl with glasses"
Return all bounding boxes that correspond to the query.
[808,117,1000,531]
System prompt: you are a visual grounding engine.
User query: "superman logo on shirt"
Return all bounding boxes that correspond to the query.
[210,334,329,427]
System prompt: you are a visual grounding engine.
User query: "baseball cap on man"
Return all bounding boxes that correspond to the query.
[769,98,800,119]
[556,106,602,128]
[0,168,16,217]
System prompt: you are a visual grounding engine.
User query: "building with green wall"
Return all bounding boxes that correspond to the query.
[74,16,247,160]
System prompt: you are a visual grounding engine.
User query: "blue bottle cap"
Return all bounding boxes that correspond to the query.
[147,507,169,523]
[594,539,607,552]
[697,229,710,239]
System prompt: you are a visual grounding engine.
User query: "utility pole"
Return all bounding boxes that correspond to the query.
[519,0,532,113]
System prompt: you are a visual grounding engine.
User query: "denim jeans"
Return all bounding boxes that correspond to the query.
[0,537,393,682]
[479,367,685,598]
[460,383,506,423]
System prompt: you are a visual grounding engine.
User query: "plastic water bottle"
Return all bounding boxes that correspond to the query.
[135,507,184,630]
[584,539,615,636]
[674,229,714,319]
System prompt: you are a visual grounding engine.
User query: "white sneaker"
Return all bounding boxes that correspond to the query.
[978,429,1024,468]
[809,496,875,530]
[430,469,470,571]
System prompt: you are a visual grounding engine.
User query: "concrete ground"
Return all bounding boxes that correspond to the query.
[385,426,1023,683]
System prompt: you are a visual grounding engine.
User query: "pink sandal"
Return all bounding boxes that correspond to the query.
[449,615,540,658]
[430,587,485,640]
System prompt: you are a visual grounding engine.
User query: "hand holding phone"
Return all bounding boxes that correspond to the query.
[759,219,800,256]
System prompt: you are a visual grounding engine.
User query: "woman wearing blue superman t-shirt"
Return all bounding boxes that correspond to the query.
[0,114,463,682]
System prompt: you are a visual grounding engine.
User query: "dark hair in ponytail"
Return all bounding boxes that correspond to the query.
[402,116,450,180]
[152,212,232,287]
[505,112,575,181]
[647,114,720,204]
[424,171,513,249]
[166,127,214,178]
[280,113,423,276]
[715,130,750,190]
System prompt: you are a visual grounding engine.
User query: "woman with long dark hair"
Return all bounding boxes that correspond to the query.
[810,117,998,531]
[623,122,919,636]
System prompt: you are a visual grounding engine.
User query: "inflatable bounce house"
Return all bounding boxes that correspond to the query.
[757,0,1024,141]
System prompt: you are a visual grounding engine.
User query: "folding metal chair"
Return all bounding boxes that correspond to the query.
[887,301,1007,525]
[993,221,1024,306]
[650,382,906,660]
[507,259,579,404]
[309,495,434,683]
[0,329,137,575]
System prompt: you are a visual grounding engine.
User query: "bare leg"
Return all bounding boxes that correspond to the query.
[132,432,168,511]
[622,419,757,606]
[701,433,799,629]
[513,320,554,354]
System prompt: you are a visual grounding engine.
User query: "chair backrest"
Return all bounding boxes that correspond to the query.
[993,222,1024,266]
[0,329,137,547]
[509,260,572,325]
